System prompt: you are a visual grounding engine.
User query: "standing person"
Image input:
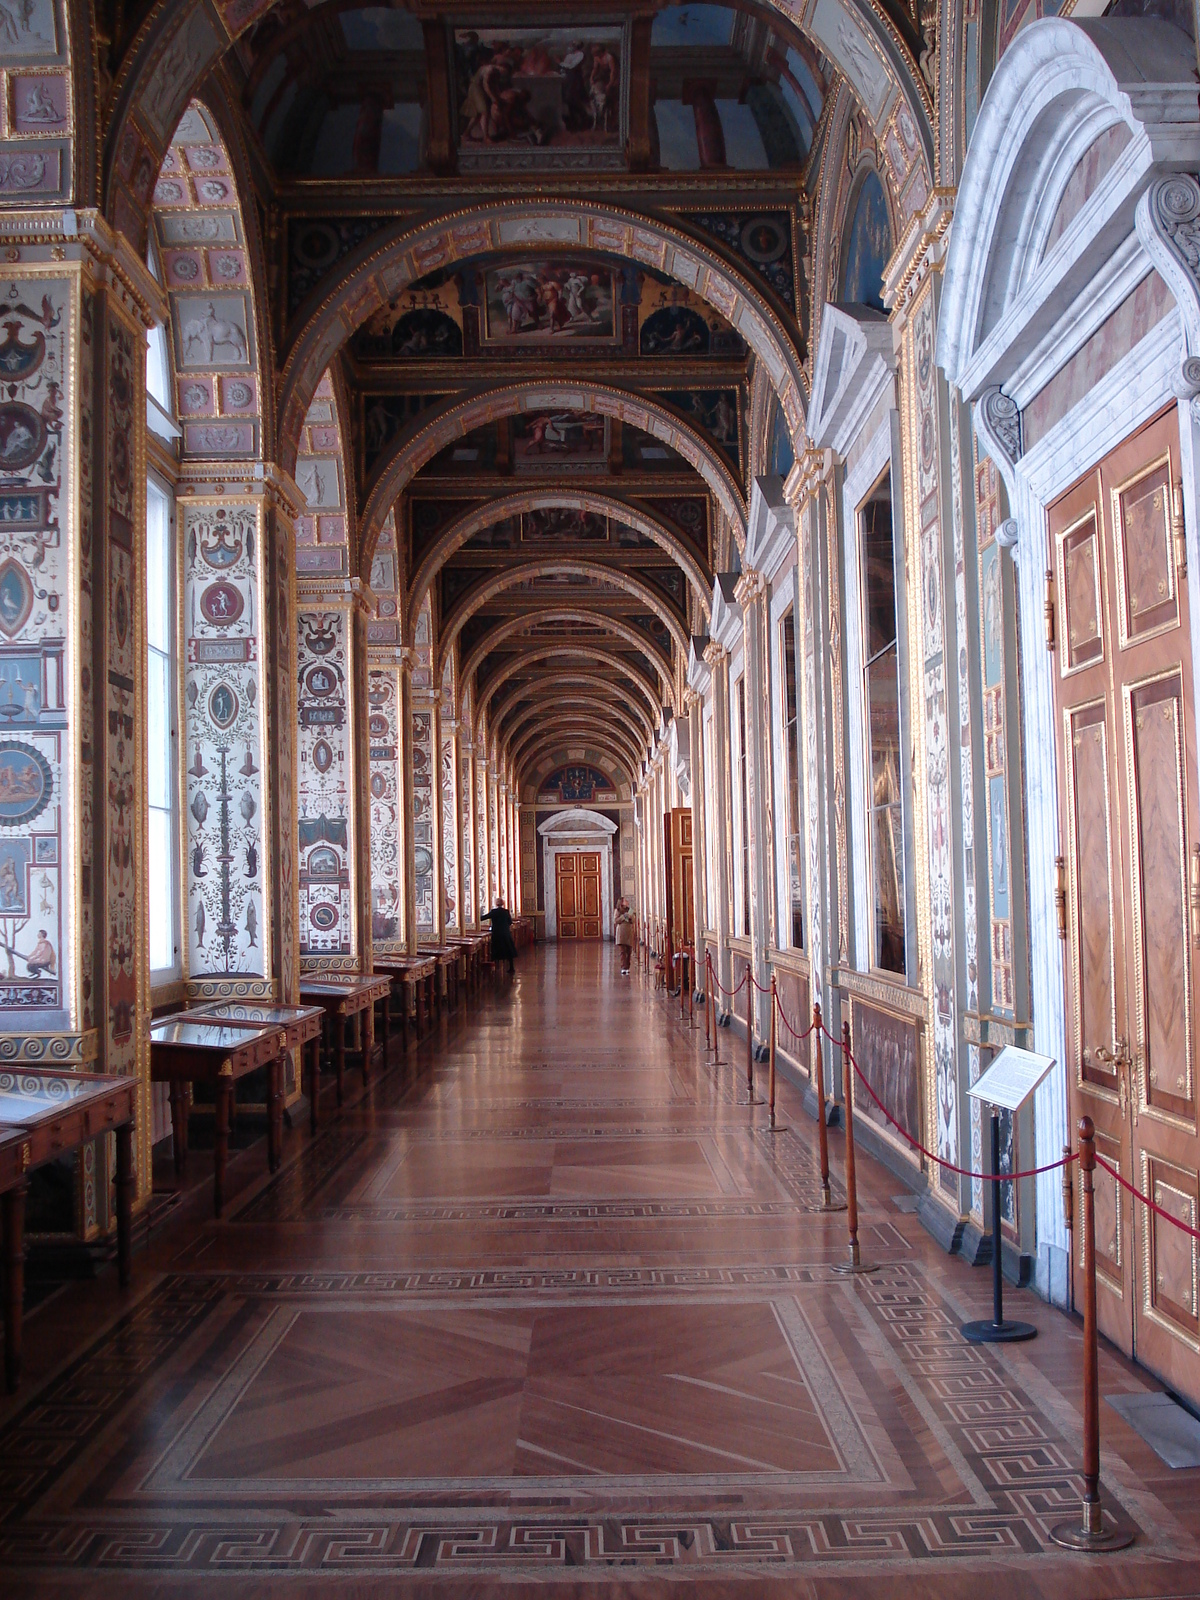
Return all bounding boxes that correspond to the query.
[482,897,517,975]
[614,897,635,974]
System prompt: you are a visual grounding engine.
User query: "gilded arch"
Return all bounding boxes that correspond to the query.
[361,380,748,573]
[465,610,677,731]
[513,722,645,784]
[491,673,660,747]
[475,648,665,741]
[498,688,659,753]
[407,490,712,638]
[439,561,690,676]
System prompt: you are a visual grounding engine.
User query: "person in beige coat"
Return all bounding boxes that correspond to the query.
[614,897,635,973]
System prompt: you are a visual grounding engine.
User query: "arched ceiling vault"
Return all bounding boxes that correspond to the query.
[475,647,664,733]
[465,608,677,718]
[493,677,660,746]
[362,380,747,571]
[439,561,690,677]
[499,694,658,757]
[407,491,712,637]
[513,723,645,784]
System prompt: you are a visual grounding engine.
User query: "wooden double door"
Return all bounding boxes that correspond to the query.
[1051,407,1200,1404]
[556,851,602,939]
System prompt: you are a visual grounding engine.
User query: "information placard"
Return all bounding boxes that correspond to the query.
[966,1046,1056,1114]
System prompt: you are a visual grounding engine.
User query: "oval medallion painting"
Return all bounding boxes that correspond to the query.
[370,771,387,798]
[309,903,339,931]
[0,402,46,471]
[311,739,333,773]
[0,558,33,638]
[208,682,239,729]
[0,740,52,824]
[200,582,244,626]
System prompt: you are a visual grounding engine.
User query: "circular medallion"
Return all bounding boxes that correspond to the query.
[293,223,340,271]
[304,663,336,698]
[309,903,339,931]
[0,402,46,471]
[172,255,200,281]
[208,682,239,730]
[225,380,253,409]
[414,845,434,877]
[0,740,52,824]
[200,582,244,626]
[312,739,333,773]
[368,713,388,739]
[740,215,788,266]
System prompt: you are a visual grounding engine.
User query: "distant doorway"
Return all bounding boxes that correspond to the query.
[556,851,602,939]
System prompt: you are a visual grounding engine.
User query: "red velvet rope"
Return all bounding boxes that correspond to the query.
[1095,1154,1200,1242]
[704,955,749,999]
[818,1023,1078,1183]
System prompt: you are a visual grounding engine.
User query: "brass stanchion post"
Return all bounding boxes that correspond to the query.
[745,973,762,1105]
[710,954,721,1065]
[704,952,712,1051]
[1050,1117,1134,1551]
[808,1004,845,1213]
[766,975,786,1132]
[831,1018,876,1275]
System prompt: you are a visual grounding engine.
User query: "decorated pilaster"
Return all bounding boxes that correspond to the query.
[886,191,971,1238]
[366,643,410,952]
[703,641,732,999]
[734,567,775,1015]
[684,688,706,980]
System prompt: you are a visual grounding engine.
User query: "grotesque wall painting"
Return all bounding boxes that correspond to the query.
[367,668,401,944]
[297,609,353,958]
[454,27,626,170]
[413,708,435,929]
[182,502,266,980]
[0,280,67,1024]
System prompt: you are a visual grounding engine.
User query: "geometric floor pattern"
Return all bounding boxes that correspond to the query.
[2,945,1199,1594]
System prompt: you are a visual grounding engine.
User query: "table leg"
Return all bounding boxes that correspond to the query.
[214,1067,233,1219]
[309,1036,319,1135]
[115,1123,133,1288]
[362,1004,373,1087]
[336,1013,346,1106]
[3,1179,27,1393]
[382,991,392,1071]
[169,1082,188,1177]
[268,1054,281,1173]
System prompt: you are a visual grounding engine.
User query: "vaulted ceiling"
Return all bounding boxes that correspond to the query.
[131,0,924,791]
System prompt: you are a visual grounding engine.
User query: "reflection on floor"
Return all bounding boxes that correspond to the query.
[3,944,1200,1596]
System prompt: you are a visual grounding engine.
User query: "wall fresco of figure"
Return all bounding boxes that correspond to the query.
[413,706,435,930]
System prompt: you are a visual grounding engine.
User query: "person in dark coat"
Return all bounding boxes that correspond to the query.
[482,898,517,974]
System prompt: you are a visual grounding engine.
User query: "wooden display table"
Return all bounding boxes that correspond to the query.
[150,1017,287,1217]
[448,933,488,994]
[373,955,436,1046]
[190,1001,324,1139]
[0,1067,137,1391]
[298,975,388,1123]
[418,943,463,1015]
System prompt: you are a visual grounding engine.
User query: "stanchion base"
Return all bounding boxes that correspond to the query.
[808,1200,848,1214]
[765,1120,789,1134]
[744,1092,764,1105]
[961,1318,1037,1344]
[1048,1520,1135,1553]
[831,1260,879,1276]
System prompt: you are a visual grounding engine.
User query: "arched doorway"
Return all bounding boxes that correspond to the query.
[539,810,618,940]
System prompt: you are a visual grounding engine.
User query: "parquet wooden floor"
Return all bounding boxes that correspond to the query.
[4,944,1200,1597]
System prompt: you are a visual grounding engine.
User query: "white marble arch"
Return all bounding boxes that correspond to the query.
[939,14,1200,1288]
[539,809,618,942]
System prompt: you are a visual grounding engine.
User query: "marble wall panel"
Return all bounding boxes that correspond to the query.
[182,500,267,979]
[297,607,353,959]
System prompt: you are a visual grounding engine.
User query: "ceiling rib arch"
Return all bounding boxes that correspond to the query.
[407,490,712,638]
[439,560,690,676]
[475,646,664,733]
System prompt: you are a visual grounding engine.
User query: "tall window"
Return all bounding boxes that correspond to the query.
[737,676,750,937]
[860,470,906,975]
[147,476,179,978]
[781,610,804,948]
